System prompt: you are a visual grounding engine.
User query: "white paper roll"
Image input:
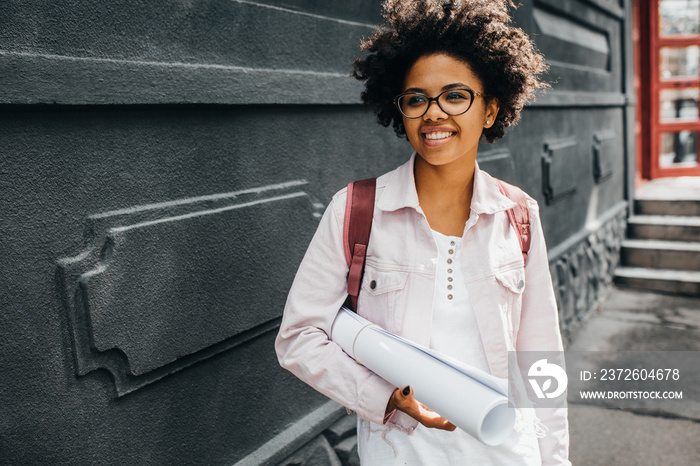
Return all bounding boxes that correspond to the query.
[331,307,515,446]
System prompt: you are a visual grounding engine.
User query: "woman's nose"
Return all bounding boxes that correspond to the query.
[423,99,448,120]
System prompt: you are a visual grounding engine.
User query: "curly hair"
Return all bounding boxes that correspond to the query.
[352,0,549,143]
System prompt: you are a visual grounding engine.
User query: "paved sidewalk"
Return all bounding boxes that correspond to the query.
[568,286,700,465]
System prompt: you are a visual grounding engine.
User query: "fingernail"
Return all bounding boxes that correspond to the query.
[402,385,410,396]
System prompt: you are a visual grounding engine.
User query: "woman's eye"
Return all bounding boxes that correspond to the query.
[446,91,468,101]
[407,95,427,106]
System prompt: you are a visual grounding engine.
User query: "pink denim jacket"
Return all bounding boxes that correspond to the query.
[275,154,570,465]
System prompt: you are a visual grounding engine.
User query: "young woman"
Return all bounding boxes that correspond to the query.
[276,1,570,464]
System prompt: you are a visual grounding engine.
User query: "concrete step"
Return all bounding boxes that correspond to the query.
[627,215,700,242]
[614,266,700,296]
[620,239,700,271]
[635,199,700,217]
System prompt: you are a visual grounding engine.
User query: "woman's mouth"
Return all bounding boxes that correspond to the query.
[424,131,454,140]
[421,129,456,147]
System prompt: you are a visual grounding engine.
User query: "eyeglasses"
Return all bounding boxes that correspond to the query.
[394,88,482,119]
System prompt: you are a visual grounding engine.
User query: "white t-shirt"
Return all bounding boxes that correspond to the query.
[357,230,541,465]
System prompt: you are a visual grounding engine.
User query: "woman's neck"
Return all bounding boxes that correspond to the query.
[414,155,476,237]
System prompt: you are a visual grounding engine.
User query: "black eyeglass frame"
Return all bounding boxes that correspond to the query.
[393,88,483,119]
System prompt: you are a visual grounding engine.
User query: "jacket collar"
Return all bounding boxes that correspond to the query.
[376,152,516,215]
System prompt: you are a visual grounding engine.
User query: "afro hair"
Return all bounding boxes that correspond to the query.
[352,0,549,143]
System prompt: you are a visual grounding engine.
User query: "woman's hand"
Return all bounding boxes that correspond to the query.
[385,385,456,431]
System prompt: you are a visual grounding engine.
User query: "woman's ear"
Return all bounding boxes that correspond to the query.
[484,97,500,128]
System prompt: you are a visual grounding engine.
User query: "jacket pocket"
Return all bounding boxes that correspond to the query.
[357,266,408,331]
[495,267,526,295]
[361,267,409,295]
[494,267,525,343]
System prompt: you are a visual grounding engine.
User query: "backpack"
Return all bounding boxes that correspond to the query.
[342,177,531,312]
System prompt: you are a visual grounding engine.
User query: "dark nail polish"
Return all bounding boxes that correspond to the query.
[402,385,410,396]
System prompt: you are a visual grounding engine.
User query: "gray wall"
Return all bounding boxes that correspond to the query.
[0,1,633,464]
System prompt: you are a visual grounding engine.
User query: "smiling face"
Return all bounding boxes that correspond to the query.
[401,53,500,169]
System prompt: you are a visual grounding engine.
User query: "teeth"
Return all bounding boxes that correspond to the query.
[425,131,453,140]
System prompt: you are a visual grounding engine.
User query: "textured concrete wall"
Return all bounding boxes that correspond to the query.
[0,1,632,464]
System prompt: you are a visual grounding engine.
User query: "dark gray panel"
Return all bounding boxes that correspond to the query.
[58,182,321,393]
[580,0,625,17]
[593,130,616,183]
[538,0,624,20]
[542,137,579,205]
[534,7,611,71]
[532,0,623,94]
[88,192,312,374]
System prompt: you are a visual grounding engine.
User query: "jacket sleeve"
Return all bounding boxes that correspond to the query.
[274,191,397,425]
[517,199,571,466]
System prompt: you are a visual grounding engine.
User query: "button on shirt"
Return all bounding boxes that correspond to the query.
[429,230,489,371]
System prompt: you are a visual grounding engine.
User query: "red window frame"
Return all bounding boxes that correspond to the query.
[649,0,700,178]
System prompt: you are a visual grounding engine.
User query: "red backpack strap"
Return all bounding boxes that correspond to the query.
[343,178,377,311]
[495,179,531,264]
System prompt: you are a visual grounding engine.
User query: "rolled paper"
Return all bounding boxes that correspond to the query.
[331,307,515,446]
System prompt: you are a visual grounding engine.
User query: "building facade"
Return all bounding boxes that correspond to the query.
[0,1,633,464]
